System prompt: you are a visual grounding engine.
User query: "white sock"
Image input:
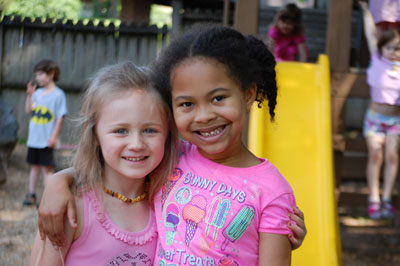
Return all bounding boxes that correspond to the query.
[368,196,380,203]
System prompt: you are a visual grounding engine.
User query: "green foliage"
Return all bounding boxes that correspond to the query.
[4,0,81,19]
[150,4,172,28]
[0,0,12,12]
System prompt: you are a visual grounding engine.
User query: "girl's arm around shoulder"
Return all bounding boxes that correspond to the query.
[259,232,292,266]
[259,164,307,249]
[288,206,307,250]
[31,195,83,266]
[259,191,307,249]
[38,168,77,247]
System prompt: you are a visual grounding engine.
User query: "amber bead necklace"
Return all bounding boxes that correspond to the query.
[103,182,148,204]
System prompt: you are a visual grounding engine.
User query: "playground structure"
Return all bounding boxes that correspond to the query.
[248,55,342,266]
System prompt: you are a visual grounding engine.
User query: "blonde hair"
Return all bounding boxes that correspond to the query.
[73,62,178,203]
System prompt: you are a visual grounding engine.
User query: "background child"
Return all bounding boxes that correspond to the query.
[30,62,178,265]
[23,59,67,206]
[268,3,308,62]
[360,1,400,220]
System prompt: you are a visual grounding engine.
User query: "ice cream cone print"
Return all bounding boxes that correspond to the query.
[164,203,180,245]
[218,255,239,266]
[162,168,183,205]
[185,220,198,246]
[182,194,207,246]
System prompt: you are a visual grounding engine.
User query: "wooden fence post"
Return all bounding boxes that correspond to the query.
[326,0,354,199]
[0,21,3,88]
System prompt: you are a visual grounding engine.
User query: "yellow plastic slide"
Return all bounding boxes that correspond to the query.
[248,55,342,266]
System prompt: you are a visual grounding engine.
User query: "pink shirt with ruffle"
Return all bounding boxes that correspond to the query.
[65,190,157,266]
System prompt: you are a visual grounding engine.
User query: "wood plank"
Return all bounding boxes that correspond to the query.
[84,33,98,78]
[342,152,367,179]
[234,0,259,35]
[326,0,353,72]
[3,28,21,85]
[59,31,74,89]
[105,35,117,65]
[138,36,148,66]
[0,23,3,87]
[347,72,369,98]
[346,137,367,152]
[331,72,358,151]
[72,33,85,89]
[127,36,139,64]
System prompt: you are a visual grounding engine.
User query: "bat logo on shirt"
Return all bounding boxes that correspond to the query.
[31,106,54,125]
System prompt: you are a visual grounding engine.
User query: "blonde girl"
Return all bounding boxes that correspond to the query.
[30,62,178,265]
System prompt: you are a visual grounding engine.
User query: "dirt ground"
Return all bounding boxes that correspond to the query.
[0,144,40,265]
[1,144,400,265]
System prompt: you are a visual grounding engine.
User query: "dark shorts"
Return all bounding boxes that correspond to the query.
[26,147,54,167]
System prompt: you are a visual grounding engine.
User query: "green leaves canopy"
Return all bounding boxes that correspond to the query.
[3,0,81,19]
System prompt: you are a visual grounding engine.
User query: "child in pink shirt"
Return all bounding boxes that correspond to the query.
[268,3,308,62]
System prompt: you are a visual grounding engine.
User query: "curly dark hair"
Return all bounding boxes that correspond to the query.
[34,59,60,82]
[152,25,277,120]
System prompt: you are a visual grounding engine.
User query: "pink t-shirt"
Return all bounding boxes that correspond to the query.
[370,0,400,24]
[154,142,296,266]
[367,52,400,105]
[268,26,306,61]
[65,190,158,266]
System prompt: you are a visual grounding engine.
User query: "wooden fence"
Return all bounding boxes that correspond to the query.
[0,16,168,91]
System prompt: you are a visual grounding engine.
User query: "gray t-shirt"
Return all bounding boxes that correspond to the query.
[27,87,67,148]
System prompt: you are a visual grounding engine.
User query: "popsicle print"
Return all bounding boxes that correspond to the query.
[205,197,231,241]
[205,197,221,238]
[221,204,255,251]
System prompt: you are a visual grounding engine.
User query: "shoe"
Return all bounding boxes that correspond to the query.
[23,193,36,206]
[367,201,381,220]
[381,200,395,219]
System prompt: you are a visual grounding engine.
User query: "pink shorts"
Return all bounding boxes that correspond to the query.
[363,109,400,137]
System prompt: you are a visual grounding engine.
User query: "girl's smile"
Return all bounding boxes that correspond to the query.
[171,57,256,165]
